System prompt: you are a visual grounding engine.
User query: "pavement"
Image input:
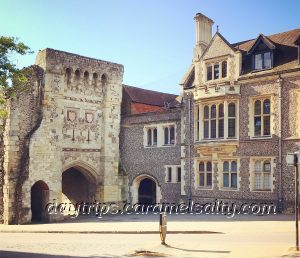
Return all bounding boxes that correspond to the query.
[0,214,299,257]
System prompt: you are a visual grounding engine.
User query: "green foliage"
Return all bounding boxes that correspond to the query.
[0,36,33,123]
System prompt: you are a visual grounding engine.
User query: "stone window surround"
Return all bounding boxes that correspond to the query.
[164,165,181,183]
[195,160,213,190]
[205,58,228,82]
[217,158,240,191]
[143,122,177,148]
[195,99,239,142]
[248,95,273,139]
[249,156,276,192]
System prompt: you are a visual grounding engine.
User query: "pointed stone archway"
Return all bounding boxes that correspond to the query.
[62,162,98,207]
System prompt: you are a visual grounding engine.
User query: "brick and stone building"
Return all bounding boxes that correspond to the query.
[0,13,299,224]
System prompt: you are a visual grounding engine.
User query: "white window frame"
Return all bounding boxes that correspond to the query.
[250,157,275,192]
[219,159,239,191]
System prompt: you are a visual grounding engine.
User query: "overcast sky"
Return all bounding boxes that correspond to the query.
[1,0,299,94]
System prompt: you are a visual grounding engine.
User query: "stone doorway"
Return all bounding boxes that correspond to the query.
[138,178,157,204]
[31,180,49,222]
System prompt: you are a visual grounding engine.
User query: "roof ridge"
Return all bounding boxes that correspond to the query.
[123,84,178,96]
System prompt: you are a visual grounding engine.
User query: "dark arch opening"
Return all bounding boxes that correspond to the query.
[62,167,95,205]
[31,180,49,222]
[138,178,156,204]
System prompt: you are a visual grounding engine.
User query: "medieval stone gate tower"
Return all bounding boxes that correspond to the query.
[1,49,125,224]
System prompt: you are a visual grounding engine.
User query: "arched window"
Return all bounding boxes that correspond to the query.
[204,105,209,139]
[92,73,98,85]
[222,61,227,78]
[263,99,271,136]
[164,127,169,145]
[65,68,71,84]
[218,104,224,138]
[254,99,271,137]
[223,161,229,187]
[75,69,80,80]
[228,103,236,138]
[84,71,89,84]
[153,128,157,145]
[147,129,152,146]
[210,105,216,138]
[101,74,107,85]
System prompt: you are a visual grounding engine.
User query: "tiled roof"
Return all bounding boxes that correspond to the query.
[122,85,179,107]
[232,28,300,76]
[233,28,300,51]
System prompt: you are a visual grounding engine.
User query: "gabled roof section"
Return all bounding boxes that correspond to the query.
[233,28,300,52]
[180,64,194,89]
[122,85,179,107]
[201,32,236,60]
[247,34,276,54]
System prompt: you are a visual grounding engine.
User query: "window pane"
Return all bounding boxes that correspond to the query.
[254,117,261,136]
[211,120,216,138]
[263,52,271,69]
[206,162,212,172]
[164,127,169,144]
[223,173,229,187]
[219,104,224,118]
[263,116,270,136]
[223,161,229,172]
[214,64,219,79]
[177,167,181,182]
[147,129,152,145]
[228,118,236,137]
[228,103,236,117]
[200,173,205,186]
[204,106,209,119]
[207,173,212,187]
[231,173,237,188]
[263,174,271,189]
[207,65,212,81]
[218,119,224,138]
[211,105,216,119]
[255,174,261,189]
[168,167,172,182]
[199,162,204,172]
[255,54,263,70]
[170,126,175,144]
[263,99,270,114]
[222,61,227,78]
[263,161,271,172]
[204,121,209,139]
[255,161,261,172]
[153,128,157,145]
[254,100,261,115]
[231,161,237,172]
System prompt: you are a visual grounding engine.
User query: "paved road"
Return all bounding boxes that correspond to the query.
[0,214,298,257]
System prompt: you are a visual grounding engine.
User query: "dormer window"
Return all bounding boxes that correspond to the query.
[248,34,275,72]
[254,52,272,70]
[206,60,227,81]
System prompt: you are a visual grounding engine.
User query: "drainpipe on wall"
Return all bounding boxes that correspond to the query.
[277,75,283,211]
[188,93,192,201]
